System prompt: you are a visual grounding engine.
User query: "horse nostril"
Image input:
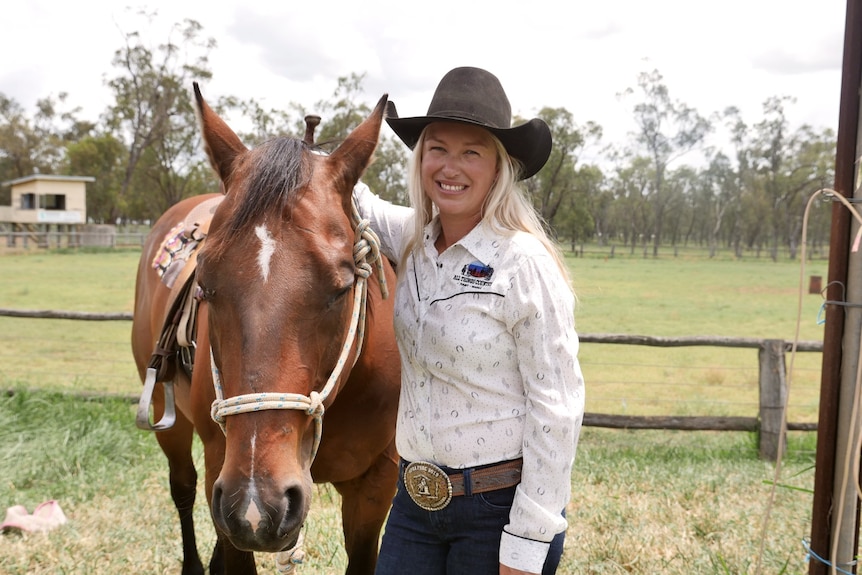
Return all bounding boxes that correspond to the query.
[276,485,305,538]
[211,482,224,522]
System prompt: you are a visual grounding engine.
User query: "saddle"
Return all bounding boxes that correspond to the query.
[136,195,224,431]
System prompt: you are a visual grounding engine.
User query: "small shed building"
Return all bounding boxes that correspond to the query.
[0,174,94,248]
[0,174,93,225]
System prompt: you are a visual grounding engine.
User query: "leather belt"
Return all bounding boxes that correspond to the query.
[403,459,522,511]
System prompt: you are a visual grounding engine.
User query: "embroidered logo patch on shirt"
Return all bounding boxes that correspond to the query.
[455,260,495,287]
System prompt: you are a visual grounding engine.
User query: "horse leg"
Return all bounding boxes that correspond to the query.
[154,409,205,575]
[332,442,399,575]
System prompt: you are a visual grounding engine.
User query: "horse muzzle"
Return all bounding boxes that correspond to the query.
[211,475,310,553]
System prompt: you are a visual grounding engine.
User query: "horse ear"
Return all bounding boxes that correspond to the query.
[193,82,248,187]
[328,94,388,199]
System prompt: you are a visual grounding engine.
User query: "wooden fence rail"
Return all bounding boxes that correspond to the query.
[1,231,147,249]
[0,308,823,461]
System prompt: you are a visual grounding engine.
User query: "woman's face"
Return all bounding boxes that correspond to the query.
[420,122,499,226]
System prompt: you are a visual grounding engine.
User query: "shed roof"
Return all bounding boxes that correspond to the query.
[1,174,95,187]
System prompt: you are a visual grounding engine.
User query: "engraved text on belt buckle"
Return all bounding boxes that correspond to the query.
[404,461,453,511]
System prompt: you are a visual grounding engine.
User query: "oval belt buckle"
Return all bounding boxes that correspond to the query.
[403,461,453,511]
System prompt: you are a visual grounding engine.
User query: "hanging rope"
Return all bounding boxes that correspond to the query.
[209,197,388,462]
[753,188,862,575]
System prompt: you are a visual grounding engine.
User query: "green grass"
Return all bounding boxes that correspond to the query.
[0,249,826,417]
[569,252,826,340]
[0,246,828,573]
[571,252,825,423]
[0,249,139,395]
[0,248,139,312]
[0,391,817,574]
[571,428,816,574]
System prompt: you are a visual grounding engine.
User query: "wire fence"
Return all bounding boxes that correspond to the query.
[0,309,824,454]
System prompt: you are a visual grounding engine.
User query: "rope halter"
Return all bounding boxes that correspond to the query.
[209,198,388,461]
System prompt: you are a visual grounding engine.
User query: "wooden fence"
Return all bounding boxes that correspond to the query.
[0,308,822,461]
[2,231,148,249]
[578,333,821,460]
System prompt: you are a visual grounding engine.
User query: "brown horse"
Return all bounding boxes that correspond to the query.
[131,85,400,575]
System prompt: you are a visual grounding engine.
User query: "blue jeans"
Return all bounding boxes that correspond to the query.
[375,461,565,575]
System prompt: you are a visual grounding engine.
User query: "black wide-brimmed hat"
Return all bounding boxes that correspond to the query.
[386,67,552,180]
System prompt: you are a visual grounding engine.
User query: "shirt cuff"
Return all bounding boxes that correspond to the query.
[499,529,550,573]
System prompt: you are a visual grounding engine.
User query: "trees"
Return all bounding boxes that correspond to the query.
[697,153,737,258]
[224,72,409,205]
[622,69,711,257]
[0,11,836,258]
[102,13,217,222]
[528,107,602,231]
[748,97,835,261]
[607,155,653,254]
[0,92,93,204]
[297,73,408,204]
[65,134,126,223]
[0,94,37,202]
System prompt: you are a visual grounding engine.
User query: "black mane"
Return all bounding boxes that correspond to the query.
[223,137,311,234]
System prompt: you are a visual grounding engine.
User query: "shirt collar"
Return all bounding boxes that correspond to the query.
[423,217,504,265]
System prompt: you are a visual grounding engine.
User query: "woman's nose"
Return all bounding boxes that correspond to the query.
[440,157,460,177]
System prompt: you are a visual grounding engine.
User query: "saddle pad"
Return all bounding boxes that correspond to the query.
[152,195,224,290]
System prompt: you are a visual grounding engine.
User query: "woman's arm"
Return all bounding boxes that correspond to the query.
[499,249,585,573]
[352,182,413,262]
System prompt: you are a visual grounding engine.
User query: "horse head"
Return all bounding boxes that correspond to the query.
[192,82,388,554]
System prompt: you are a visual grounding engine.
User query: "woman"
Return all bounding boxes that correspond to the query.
[354,66,585,575]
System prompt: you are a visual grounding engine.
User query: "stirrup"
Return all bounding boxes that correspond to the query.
[136,367,177,431]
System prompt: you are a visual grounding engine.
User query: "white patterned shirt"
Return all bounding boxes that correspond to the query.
[354,183,585,573]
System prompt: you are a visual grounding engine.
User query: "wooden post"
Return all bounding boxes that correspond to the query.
[37,224,48,248]
[809,1,862,570]
[759,339,787,460]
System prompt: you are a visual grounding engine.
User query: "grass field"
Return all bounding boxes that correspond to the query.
[0,248,827,420]
[0,247,831,573]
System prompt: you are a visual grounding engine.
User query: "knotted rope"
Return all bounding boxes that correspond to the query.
[209,198,388,462]
[275,530,306,574]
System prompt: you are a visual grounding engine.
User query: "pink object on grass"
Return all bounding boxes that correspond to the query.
[1,500,67,533]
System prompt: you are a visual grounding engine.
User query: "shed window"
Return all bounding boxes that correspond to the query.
[40,194,66,210]
[20,193,35,210]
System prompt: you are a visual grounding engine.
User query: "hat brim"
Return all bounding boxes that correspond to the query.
[385,102,551,181]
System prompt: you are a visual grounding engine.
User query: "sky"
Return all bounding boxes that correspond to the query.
[1,0,850,164]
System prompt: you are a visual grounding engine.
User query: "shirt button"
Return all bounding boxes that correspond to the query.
[419,381,425,387]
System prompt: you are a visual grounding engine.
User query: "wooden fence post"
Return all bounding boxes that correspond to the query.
[759,339,787,460]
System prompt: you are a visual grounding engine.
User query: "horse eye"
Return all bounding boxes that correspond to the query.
[195,284,214,302]
[327,284,353,309]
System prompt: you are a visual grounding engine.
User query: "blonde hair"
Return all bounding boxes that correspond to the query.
[400,127,572,290]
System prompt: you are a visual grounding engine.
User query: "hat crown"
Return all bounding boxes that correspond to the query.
[425,67,512,129]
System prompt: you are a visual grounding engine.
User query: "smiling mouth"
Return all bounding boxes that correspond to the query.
[440,182,466,192]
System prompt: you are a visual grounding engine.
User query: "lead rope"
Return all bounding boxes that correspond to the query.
[209,198,388,455]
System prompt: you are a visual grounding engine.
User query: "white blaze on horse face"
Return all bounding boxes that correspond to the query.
[254,224,277,282]
[246,498,263,532]
[244,434,263,530]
